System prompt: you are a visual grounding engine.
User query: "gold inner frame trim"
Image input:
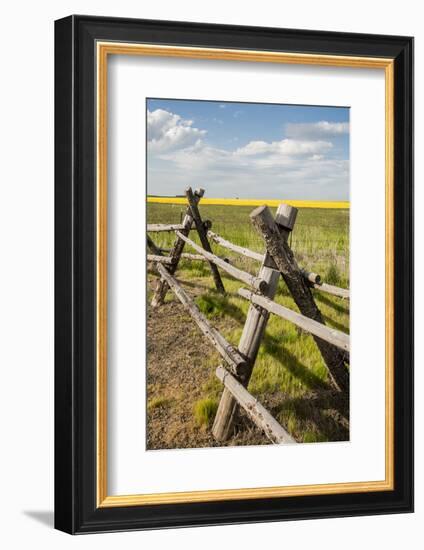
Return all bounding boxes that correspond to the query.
[96,41,395,508]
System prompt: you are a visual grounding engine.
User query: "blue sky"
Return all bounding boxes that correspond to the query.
[147,98,349,200]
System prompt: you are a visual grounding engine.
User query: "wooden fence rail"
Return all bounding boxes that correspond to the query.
[301,269,322,285]
[238,288,350,352]
[147,189,350,445]
[212,204,295,441]
[207,230,264,262]
[186,187,225,294]
[175,230,268,293]
[207,229,349,299]
[152,225,348,299]
[215,365,296,444]
[311,282,349,299]
[250,205,349,393]
[147,223,187,232]
[151,188,204,307]
[147,254,173,264]
[148,253,230,264]
[156,263,247,376]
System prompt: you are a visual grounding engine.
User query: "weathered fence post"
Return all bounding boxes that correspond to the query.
[250,205,349,392]
[185,187,225,294]
[147,235,164,256]
[175,230,268,293]
[215,365,296,444]
[151,188,204,307]
[212,204,297,441]
[237,288,350,352]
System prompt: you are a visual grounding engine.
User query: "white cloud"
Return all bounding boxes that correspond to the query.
[147,109,206,153]
[285,120,349,139]
[157,137,333,173]
[147,110,349,199]
[148,156,349,200]
[154,137,346,197]
[235,139,332,157]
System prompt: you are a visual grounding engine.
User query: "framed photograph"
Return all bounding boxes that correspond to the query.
[54,15,413,534]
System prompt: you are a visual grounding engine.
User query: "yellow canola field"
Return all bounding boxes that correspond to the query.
[147,196,349,209]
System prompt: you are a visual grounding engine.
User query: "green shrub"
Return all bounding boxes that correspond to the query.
[325,263,341,285]
[303,431,326,443]
[193,398,218,427]
[196,293,227,318]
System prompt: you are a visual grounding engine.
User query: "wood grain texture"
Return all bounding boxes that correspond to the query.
[147,223,186,232]
[207,230,264,262]
[212,205,298,441]
[208,230,348,297]
[147,254,173,264]
[186,187,225,294]
[156,263,247,376]
[215,365,296,444]
[238,288,349,352]
[151,189,204,307]
[300,269,322,285]
[312,282,350,299]
[175,230,268,293]
[251,205,349,393]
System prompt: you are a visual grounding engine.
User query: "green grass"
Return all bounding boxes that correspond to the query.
[148,203,349,443]
[193,398,219,427]
[147,203,349,287]
[325,263,342,286]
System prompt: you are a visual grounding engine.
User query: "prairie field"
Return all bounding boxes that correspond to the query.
[146,202,350,449]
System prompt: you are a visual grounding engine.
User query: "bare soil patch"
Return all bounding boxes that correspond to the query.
[146,279,269,450]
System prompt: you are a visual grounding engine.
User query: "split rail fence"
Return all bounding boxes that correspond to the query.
[147,187,350,444]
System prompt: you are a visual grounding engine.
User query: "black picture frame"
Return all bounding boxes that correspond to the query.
[55,15,414,534]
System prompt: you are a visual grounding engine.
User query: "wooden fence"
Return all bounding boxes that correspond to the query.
[147,187,350,445]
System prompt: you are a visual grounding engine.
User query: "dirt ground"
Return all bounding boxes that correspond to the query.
[146,278,271,450]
